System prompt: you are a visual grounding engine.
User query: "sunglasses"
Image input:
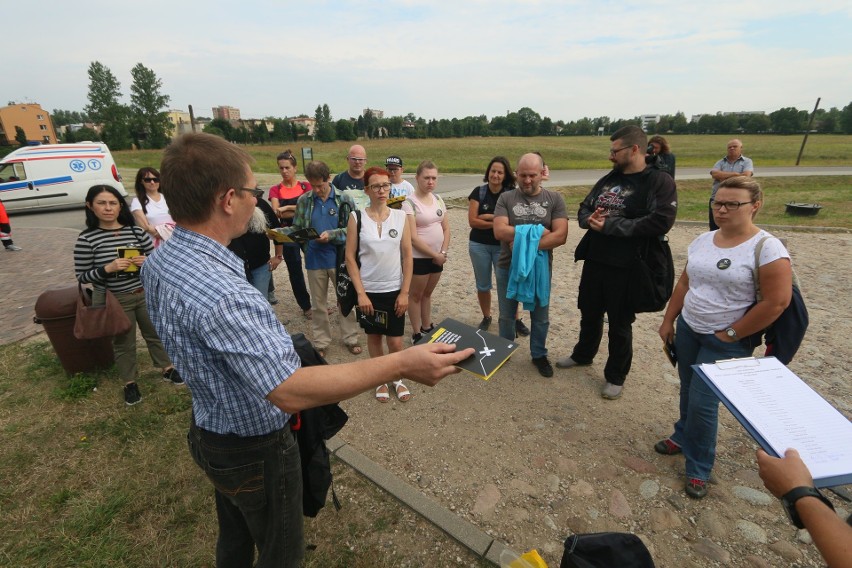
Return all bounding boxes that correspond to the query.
[239,187,265,198]
[143,177,160,183]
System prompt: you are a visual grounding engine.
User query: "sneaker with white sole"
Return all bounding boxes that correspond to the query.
[601,382,623,400]
[4,244,22,251]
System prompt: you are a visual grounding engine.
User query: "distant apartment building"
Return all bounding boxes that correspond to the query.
[212,105,241,121]
[363,108,384,119]
[0,103,57,145]
[289,116,316,137]
[167,109,194,139]
[640,114,661,131]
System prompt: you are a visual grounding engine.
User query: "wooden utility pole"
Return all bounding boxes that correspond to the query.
[796,97,820,166]
[189,105,196,133]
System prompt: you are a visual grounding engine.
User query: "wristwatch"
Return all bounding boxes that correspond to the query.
[781,486,835,529]
[725,327,738,340]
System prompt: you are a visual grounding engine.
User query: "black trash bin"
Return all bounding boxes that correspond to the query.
[33,284,115,375]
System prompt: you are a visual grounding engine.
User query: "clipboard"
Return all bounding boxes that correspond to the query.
[694,356,852,488]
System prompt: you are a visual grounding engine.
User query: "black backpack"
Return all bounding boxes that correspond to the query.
[560,532,656,568]
[741,237,809,364]
[290,333,349,517]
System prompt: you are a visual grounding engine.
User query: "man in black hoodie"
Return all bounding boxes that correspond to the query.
[557,125,677,400]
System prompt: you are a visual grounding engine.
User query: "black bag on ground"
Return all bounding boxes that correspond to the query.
[290,333,349,517]
[741,236,809,364]
[629,235,674,314]
[560,532,656,568]
[335,209,361,317]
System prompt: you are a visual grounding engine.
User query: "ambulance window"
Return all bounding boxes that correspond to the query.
[0,163,28,182]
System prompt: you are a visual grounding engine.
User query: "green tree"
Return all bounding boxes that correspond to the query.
[516,107,542,136]
[314,104,335,142]
[85,61,131,149]
[335,119,356,141]
[51,109,91,127]
[14,126,27,145]
[837,102,852,133]
[129,63,172,149]
[743,114,771,133]
[204,118,234,140]
[769,107,806,134]
[670,112,689,134]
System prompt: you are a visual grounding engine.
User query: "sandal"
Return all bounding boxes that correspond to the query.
[393,380,411,402]
[375,384,390,403]
[420,324,436,334]
[346,344,363,355]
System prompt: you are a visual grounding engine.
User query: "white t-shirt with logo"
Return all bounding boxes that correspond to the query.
[682,230,789,334]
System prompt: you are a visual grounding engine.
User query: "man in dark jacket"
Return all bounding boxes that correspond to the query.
[228,195,284,304]
[557,125,677,400]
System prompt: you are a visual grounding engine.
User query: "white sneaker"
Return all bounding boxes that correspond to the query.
[555,356,587,368]
[601,382,623,400]
[4,244,22,251]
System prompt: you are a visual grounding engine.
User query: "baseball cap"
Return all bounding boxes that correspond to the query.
[385,155,403,168]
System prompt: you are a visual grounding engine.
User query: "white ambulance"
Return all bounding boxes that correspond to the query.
[0,143,127,211]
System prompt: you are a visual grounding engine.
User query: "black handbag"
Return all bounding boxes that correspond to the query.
[629,235,674,314]
[73,283,132,340]
[335,210,361,317]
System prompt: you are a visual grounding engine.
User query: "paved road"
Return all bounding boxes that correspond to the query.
[9,166,851,231]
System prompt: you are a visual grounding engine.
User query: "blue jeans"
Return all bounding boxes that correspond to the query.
[669,316,752,482]
[468,241,501,292]
[249,264,272,301]
[188,422,303,568]
[496,266,549,359]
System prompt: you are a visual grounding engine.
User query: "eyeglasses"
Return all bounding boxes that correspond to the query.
[239,187,265,198]
[609,146,633,156]
[368,182,392,192]
[348,157,367,163]
[143,177,160,183]
[710,200,753,211]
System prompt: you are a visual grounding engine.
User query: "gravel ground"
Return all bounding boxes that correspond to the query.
[273,204,851,568]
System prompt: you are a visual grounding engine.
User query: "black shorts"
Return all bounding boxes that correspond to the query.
[413,257,443,275]
[356,290,406,336]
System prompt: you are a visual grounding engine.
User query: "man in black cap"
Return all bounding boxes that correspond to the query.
[386,155,414,199]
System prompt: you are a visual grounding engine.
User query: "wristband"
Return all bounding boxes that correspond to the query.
[275,254,284,260]
[781,486,834,529]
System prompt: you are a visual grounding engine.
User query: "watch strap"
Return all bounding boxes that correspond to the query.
[781,486,834,529]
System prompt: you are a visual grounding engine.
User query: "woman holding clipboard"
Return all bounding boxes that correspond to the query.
[74,185,179,406]
[656,177,792,499]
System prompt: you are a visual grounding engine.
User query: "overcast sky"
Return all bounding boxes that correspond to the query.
[12,1,851,122]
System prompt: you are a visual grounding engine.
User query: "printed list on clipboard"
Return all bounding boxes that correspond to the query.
[416,318,518,380]
[694,356,852,488]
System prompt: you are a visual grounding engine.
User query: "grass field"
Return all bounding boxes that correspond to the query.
[545,176,852,229]
[113,134,852,174]
[0,341,484,567]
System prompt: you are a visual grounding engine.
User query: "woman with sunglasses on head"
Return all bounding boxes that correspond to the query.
[345,167,413,402]
[268,150,313,315]
[656,177,792,500]
[75,185,181,407]
[130,167,175,247]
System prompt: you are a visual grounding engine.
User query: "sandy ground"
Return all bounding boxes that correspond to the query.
[272,204,851,568]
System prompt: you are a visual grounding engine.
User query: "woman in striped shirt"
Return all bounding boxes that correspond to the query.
[74,185,180,406]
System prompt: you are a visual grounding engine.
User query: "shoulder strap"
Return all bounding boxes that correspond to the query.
[751,236,770,302]
[355,210,362,265]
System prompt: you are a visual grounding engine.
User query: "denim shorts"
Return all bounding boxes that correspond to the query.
[468,241,501,292]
